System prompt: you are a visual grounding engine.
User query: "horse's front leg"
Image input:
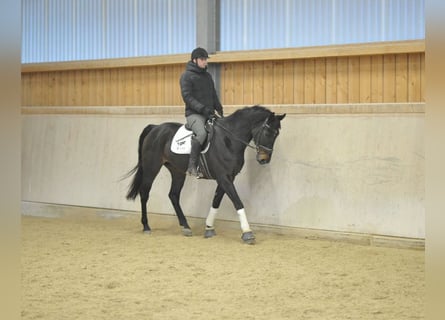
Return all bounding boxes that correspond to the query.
[217,177,255,244]
[204,184,226,238]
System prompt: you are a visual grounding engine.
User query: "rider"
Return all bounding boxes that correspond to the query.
[180,47,224,177]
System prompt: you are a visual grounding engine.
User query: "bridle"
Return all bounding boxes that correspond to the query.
[211,117,278,153]
[252,119,279,153]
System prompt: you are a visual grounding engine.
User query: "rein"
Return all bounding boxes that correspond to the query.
[211,117,271,152]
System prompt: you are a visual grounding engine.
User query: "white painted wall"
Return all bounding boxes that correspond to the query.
[21,108,424,239]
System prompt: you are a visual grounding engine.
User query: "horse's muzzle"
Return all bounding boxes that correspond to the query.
[256,149,271,164]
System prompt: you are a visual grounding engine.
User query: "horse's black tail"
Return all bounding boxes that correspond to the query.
[125,124,156,200]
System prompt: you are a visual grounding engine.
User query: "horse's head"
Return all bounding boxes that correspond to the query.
[254,113,286,164]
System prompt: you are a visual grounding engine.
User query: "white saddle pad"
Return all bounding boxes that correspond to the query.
[171,125,194,154]
[170,125,210,154]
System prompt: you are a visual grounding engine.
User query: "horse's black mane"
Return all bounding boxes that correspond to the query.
[231,105,270,115]
[225,105,272,124]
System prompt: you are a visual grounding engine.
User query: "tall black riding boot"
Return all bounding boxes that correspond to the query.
[187,137,201,177]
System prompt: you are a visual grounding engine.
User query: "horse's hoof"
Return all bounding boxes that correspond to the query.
[204,227,216,238]
[143,230,152,235]
[241,231,255,244]
[182,228,193,237]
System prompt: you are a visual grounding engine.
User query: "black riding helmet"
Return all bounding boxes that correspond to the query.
[191,47,209,60]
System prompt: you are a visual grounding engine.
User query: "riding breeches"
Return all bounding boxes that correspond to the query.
[186,114,207,146]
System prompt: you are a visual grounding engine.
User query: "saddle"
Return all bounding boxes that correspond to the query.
[170,120,214,154]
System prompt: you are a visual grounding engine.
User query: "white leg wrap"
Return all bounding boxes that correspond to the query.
[237,208,251,232]
[205,207,218,228]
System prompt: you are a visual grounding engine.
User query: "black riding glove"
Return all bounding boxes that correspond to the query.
[202,107,215,119]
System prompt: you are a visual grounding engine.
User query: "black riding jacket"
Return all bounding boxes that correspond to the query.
[180,61,223,117]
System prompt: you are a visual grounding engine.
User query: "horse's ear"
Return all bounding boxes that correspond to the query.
[277,113,286,121]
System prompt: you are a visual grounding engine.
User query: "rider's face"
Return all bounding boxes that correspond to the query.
[194,57,208,69]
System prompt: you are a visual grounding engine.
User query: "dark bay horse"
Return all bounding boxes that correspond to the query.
[126,105,285,244]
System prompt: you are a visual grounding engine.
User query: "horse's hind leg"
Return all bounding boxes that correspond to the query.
[139,181,152,233]
[139,167,162,234]
[165,165,192,236]
[204,184,226,238]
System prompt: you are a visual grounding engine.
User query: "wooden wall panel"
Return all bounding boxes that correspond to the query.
[145,67,156,105]
[293,60,305,104]
[371,55,384,103]
[223,52,423,105]
[221,63,234,105]
[262,61,274,104]
[420,52,425,103]
[359,56,371,103]
[348,57,360,103]
[132,67,142,105]
[408,53,421,102]
[21,65,185,106]
[315,58,326,104]
[383,55,396,102]
[174,64,184,105]
[252,61,264,105]
[29,73,42,105]
[243,62,254,105]
[22,53,424,107]
[336,57,348,103]
[304,59,315,104]
[325,57,337,104]
[395,54,408,103]
[273,61,284,104]
[233,62,244,104]
[282,60,294,104]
